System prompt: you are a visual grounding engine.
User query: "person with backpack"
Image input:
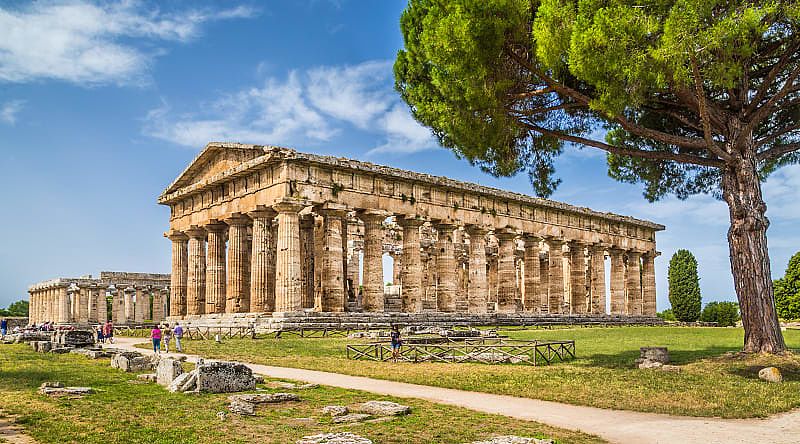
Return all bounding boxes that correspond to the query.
[173,322,184,352]
[162,323,172,353]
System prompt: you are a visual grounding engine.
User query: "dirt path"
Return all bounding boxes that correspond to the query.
[110,337,799,444]
[0,415,37,444]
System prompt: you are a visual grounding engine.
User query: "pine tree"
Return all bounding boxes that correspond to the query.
[775,252,800,320]
[668,250,702,321]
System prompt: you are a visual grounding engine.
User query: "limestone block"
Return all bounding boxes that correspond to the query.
[659,364,682,373]
[111,352,152,372]
[137,373,157,382]
[296,432,373,444]
[229,398,256,415]
[195,361,255,393]
[468,437,554,444]
[639,347,669,364]
[168,371,198,393]
[759,367,782,383]
[38,382,94,397]
[157,358,184,386]
[54,330,95,348]
[34,341,52,353]
[332,413,372,424]
[354,400,410,416]
[321,405,349,417]
[228,393,300,404]
[638,360,663,370]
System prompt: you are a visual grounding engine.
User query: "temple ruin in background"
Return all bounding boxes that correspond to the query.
[156,143,663,327]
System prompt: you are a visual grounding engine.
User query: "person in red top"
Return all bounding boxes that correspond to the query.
[150,326,162,354]
[103,320,114,344]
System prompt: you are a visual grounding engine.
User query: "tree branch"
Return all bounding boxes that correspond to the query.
[744,63,800,137]
[756,123,800,147]
[691,55,734,162]
[509,87,554,99]
[757,142,800,162]
[745,40,800,116]
[521,122,724,168]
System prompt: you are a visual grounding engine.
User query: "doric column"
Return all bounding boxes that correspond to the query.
[152,289,166,322]
[226,215,250,313]
[496,229,519,313]
[87,286,96,323]
[186,227,207,315]
[56,287,69,324]
[545,238,565,314]
[523,235,541,312]
[589,245,607,314]
[112,288,123,323]
[134,287,147,322]
[249,210,276,312]
[319,206,347,312]
[167,231,188,317]
[95,288,107,323]
[642,252,657,316]
[77,287,90,324]
[399,216,424,312]
[274,199,306,312]
[361,210,387,312]
[466,225,489,314]
[124,286,135,323]
[609,248,626,314]
[205,222,227,314]
[435,221,457,312]
[569,241,588,314]
[300,214,316,309]
[626,251,643,315]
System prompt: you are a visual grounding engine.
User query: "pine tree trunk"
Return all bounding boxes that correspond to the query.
[721,146,786,354]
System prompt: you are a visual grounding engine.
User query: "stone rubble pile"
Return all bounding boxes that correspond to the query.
[296,432,373,444]
[635,346,680,372]
[111,351,156,372]
[38,382,94,397]
[468,437,554,444]
[227,393,300,415]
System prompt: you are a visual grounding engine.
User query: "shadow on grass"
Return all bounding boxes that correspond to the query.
[570,346,741,369]
[729,364,800,382]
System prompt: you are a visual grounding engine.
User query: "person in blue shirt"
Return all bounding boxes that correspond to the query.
[0,318,7,338]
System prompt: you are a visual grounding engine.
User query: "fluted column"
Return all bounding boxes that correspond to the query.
[609,248,626,314]
[300,214,316,309]
[95,288,107,323]
[546,238,565,314]
[466,225,489,314]
[55,287,68,324]
[590,245,607,314]
[523,235,541,312]
[626,251,643,315]
[134,287,147,322]
[249,210,276,312]
[152,289,166,322]
[391,252,402,285]
[205,222,227,314]
[274,199,306,312]
[496,229,518,313]
[399,216,424,312]
[168,231,188,317]
[186,227,207,315]
[112,289,123,323]
[435,222,457,312]
[76,287,89,324]
[361,211,387,312]
[569,241,588,314]
[642,252,657,316]
[319,207,346,312]
[225,215,250,313]
[124,287,135,323]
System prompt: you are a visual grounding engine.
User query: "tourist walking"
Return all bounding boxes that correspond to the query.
[96,325,104,343]
[103,320,114,344]
[162,323,172,353]
[173,322,184,352]
[150,325,162,354]
[390,325,402,362]
[0,318,7,339]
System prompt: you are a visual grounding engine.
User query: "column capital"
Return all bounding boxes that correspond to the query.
[248,208,277,219]
[465,224,490,237]
[165,230,188,242]
[185,226,207,239]
[523,234,541,248]
[273,198,309,214]
[397,215,425,228]
[495,227,517,240]
[224,213,250,226]
[204,220,228,232]
[357,209,390,222]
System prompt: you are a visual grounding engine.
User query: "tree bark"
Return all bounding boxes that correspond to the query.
[721,142,786,354]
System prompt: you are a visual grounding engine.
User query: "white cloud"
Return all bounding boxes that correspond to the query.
[0,1,256,85]
[144,60,439,154]
[0,100,24,124]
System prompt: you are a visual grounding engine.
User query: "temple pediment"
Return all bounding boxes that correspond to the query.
[163,142,267,194]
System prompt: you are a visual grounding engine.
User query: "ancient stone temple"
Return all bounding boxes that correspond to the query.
[28,272,170,325]
[158,143,663,326]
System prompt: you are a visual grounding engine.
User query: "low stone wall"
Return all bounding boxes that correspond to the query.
[2,317,28,329]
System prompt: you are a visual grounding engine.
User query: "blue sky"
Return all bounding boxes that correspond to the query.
[1,0,798,310]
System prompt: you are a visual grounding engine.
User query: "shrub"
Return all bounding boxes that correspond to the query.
[668,249,701,322]
[700,301,740,327]
[657,309,676,321]
[774,251,800,320]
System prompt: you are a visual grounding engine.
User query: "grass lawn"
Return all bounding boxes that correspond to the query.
[0,344,603,444]
[157,326,800,419]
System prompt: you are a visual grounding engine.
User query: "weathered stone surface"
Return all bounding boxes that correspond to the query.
[137,373,157,382]
[759,367,783,383]
[354,401,410,416]
[54,330,95,348]
[195,361,256,393]
[156,358,184,386]
[332,413,372,424]
[168,371,198,393]
[227,392,299,415]
[111,352,152,372]
[34,341,52,353]
[321,405,349,417]
[659,364,682,373]
[229,398,256,415]
[640,347,669,364]
[468,437,554,444]
[296,432,373,444]
[638,360,663,370]
[38,382,94,397]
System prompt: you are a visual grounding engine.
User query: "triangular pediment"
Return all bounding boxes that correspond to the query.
[163,142,267,194]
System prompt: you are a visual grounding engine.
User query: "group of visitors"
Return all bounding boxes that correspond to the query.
[95,321,114,343]
[149,322,183,354]
[27,321,60,331]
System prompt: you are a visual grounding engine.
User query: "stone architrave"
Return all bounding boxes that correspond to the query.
[399,216,424,313]
[609,248,626,314]
[642,252,657,316]
[273,199,306,312]
[569,241,588,314]
[167,231,188,317]
[626,251,643,316]
[249,210,276,313]
[186,227,207,316]
[434,221,457,312]
[466,225,489,314]
[134,287,148,323]
[546,238,565,314]
[319,206,347,312]
[523,235,541,312]
[300,214,316,309]
[205,222,227,314]
[495,229,518,313]
[226,215,250,313]
[360,210,388,312]
[589,245,607,314]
